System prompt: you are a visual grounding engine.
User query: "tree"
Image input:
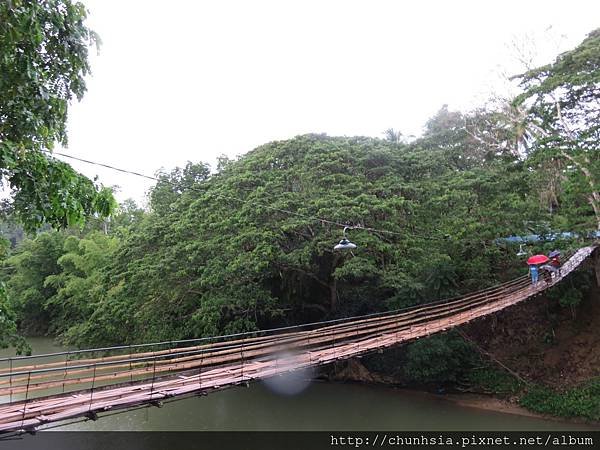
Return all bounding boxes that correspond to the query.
[403,332,477,384]
[383,128,403,144]
[464,101,535,159]
[110,199,145,230]
[49,133,539,347]
[0,204,25,247]
[0,237,29,353]
[417,105,491,170]
[43,232,117,340]
[513,28,600,230]
[0,280,29,354]
[149,162,210,214]
[0,0,115,230]
[5,232,66,335]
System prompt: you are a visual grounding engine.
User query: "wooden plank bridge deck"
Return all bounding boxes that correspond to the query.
[0,245,596,434]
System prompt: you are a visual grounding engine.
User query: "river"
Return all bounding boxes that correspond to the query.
[2,338,597,432]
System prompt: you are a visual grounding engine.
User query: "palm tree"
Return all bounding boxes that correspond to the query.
[383,128,403,144]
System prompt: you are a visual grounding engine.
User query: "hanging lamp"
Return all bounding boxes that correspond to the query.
[334,227,357,251]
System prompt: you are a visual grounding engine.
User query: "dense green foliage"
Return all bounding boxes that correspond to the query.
[0,280,29,355]
[520,380,600,421]
[403,333,478,384]
[46,134,545,346]
[5,232,66,335]
[0,17,598,417]
[0,0,115,230]
[1,128,591,348]
[467,367,523,397]
[0,0,115,347]
[514,28,600,230]
[0,237,29,354]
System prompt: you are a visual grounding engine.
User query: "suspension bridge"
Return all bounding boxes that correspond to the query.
[0,245,597,434]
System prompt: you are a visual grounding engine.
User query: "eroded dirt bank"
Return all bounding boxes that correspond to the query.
[321,274,600,423]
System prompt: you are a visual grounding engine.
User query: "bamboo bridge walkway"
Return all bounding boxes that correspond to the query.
[0,245,597,434]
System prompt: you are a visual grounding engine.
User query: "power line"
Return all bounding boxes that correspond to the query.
[45,150,408,237]
[23,150,600,245]
[46,150,160,182]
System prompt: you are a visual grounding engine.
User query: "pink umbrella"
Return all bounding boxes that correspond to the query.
[527,254,549,265]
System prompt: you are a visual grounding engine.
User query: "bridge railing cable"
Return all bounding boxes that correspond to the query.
[0,272,551,394]
[0,273,534,365]
[0,273,556,398]
[0,280,533,399]
[0,246,595,433]
[0,247,593,407]
[0,272,533,379]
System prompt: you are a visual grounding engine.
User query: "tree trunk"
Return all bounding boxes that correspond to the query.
[329,253,341,312]
[554,102,600,229]
[588,194,600,231]
[560,149,600,230]
[330,279,337,311]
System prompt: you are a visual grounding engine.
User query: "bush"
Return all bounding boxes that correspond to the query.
[403,332,478,385]
[520,379,600,420]
[467,367,522,396]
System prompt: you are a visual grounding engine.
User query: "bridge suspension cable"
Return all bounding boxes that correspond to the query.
[0,245,594,434]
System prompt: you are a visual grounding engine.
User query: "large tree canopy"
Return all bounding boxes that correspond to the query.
[513,28,600,230]
[0,0,115,230]
[8,133,549,347]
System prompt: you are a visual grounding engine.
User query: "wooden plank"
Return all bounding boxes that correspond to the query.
[0,246,592,433]
[0,271,532,376]
[0,279,531,395]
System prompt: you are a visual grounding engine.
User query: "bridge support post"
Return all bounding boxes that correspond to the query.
[9,358,12,404]
[20,372,31,432]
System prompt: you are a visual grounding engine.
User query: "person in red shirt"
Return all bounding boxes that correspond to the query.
[549,251,561,276]
[541,250,561,279]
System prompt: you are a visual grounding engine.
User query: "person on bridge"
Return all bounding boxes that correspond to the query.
[529,264,539,285]
[540,251,561,280]
[549,250,561,275]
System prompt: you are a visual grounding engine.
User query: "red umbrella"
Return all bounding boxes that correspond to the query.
[527,254,549,265]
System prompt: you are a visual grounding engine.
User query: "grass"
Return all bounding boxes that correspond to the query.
[519,378,600,421]
[467,367,523,397]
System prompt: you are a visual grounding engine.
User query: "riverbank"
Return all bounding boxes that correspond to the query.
[438,390,600,428]
[323,357,600,428]
[411,390,541,419]
[322,381,600,429]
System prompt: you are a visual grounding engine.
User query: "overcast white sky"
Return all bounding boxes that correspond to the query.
[57,0,600,204]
